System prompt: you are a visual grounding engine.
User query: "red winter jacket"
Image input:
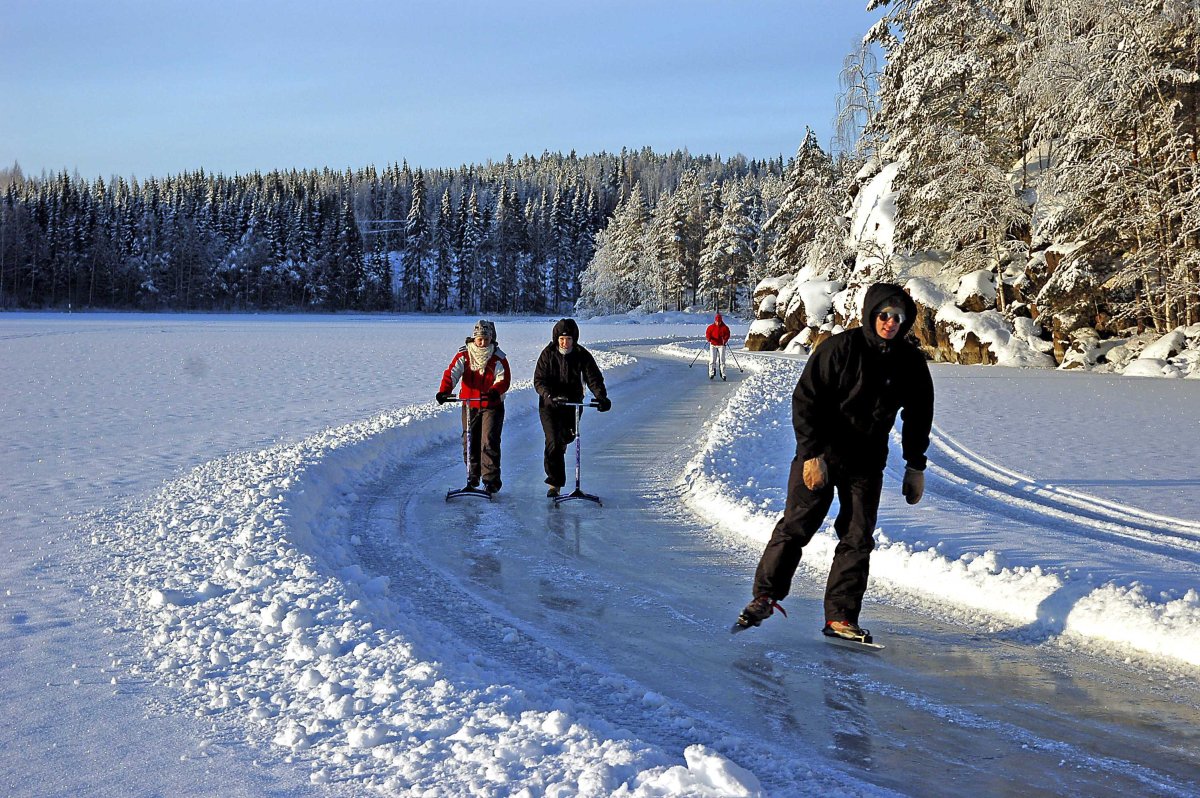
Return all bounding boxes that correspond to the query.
[439,344,511,409]
[705,316,731,346]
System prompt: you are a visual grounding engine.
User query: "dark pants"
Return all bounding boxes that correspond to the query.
[539,405,578,487]
[752,457,883,624]
[462,403,504,486]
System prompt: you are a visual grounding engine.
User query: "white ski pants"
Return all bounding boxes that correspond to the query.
[709,344,726,375]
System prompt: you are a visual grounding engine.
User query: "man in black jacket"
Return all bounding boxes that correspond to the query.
[533,318,611,497]
[737,283,934,642]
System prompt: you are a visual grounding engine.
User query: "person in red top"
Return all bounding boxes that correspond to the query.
[705,312,732,380]
[436,319,511,493]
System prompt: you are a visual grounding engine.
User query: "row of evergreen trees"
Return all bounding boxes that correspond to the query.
[576,130,848,315]
[13,0,1196,328]
[0,150,776,313]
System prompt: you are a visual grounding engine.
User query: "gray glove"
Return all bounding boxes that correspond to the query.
[902,467,925,505]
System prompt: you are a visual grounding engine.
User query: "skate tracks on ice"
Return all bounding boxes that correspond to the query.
[352,345,1199,798]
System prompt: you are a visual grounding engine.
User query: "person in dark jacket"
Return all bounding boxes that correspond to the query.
[737,283,934,642]
[533,318,611,497]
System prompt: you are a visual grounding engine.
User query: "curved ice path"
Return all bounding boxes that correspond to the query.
[94,342,1200,797]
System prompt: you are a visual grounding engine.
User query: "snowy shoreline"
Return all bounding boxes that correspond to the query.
[661,342,1200,672]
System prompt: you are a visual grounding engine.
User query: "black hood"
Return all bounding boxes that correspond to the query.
[860,282,917,346]
[552,318,580,343]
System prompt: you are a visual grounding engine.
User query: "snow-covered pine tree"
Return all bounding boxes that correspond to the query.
[489,182,525,312]
[431,188,455,312]
[576,182,651,314]
[764,129,841,277]
[1027,0,1200,331]
[649,169,704,311]
[401,170,431,311]
[520,194,547,312]
[456,188,484,313]
[697,179,756,311]
[872,0,1028,307]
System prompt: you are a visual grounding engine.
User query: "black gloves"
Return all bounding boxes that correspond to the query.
[902,467,925,505]
[486,389,501,403]
[596,397,611,412]
[436,391,454,405]
[545,395,561,408]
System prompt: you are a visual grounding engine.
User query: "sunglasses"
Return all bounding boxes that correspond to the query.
[877,310,906,323]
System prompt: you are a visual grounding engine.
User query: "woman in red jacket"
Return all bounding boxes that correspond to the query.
[705,312,731,380]
[436,319,511,494]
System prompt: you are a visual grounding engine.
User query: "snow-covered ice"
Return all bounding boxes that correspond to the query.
[3,312,1198,796]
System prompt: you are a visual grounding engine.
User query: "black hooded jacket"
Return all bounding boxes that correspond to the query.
[791,283,934,473]
[533,318,608,406]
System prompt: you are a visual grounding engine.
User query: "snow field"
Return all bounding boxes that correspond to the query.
[95,348,768,797]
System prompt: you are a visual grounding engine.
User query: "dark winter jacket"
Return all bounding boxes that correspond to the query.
[791,283,934,473]
[533,319,608,406]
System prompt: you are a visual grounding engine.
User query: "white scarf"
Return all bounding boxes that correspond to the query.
[467,342,494,373]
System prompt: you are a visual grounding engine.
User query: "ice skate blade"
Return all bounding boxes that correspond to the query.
[446,486,493,502]
[821,632,885,651]
[553,489,602,507]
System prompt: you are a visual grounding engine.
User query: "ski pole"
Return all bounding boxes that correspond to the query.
[688,345,705,368]
[725,344,744,372]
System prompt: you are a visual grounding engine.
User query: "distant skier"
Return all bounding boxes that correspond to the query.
[736,283,934,643]
[533,318,611,497]
[436,319,510,494]
[705,312,731,380]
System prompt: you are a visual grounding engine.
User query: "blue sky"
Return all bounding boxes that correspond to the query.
[2,0,883,179]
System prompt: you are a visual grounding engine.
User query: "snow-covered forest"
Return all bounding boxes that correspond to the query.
[4,0,1200,358]
[0,152,780,314]
[586,0,1200,348]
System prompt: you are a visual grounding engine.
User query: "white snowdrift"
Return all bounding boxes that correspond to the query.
[663,344,1200,671]
[97,350,767,797]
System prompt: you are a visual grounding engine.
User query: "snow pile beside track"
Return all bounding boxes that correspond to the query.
[667,346,1200,671]
[94,350,766,798]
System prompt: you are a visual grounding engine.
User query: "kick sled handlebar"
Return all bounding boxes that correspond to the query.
[551,398,603,507]
[438,395,485,405]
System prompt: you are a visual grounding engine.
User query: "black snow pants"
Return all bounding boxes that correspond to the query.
[462,403,504,486]
[752,456,883,624]
[539,404,578,488]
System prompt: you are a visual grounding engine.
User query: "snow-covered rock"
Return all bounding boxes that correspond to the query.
[956,269,998,313]
[744,317,784,351]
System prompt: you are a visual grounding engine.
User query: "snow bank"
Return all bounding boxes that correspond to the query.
[847,160,899,259]
[934,305,1057,368]
[94,350,760,797]
[675,356,1200,671]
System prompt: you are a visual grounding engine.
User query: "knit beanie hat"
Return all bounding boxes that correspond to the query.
[472,319,496,341]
